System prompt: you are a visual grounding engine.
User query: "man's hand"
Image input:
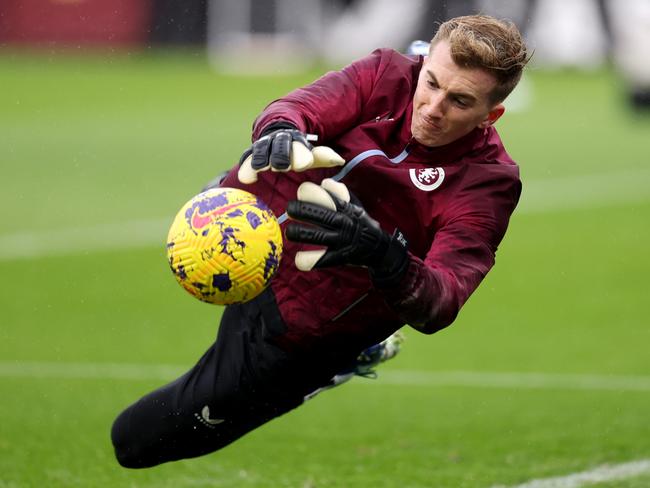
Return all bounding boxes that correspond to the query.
[285,179,409,282]
[238,128,345,184]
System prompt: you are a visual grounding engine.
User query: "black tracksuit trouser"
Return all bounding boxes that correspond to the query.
[110,289,342,468]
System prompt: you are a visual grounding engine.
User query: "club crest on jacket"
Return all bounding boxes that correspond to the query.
[409,167,445,191]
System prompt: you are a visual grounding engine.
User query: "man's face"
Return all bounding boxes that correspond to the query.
[411,40,504,147]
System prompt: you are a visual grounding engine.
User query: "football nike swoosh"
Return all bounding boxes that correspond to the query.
[191,201,248,230]
[201,405,225,425]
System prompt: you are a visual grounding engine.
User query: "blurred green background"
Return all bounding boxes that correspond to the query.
[1,47,649,488]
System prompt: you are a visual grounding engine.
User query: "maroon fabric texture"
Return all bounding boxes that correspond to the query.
[220,48,521,352]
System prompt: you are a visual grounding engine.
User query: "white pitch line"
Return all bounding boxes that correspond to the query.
[517,167,650,215]
[0,361,185,381]
[1,361,650,392]
[377,370,650,392]
[491,459,650,488]
[0,217,171,261]
[0,168,649,261]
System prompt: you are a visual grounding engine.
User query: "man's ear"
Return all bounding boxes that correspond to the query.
[478,104,505,128]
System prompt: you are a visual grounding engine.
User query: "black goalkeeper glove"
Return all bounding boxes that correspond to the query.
[285,179,409,283]
[238,123,344,184]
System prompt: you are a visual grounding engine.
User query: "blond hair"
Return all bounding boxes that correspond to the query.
[431,15,530,104]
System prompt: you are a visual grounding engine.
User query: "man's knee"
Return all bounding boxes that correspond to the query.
[111,408,157,469]
[110,399,237,468]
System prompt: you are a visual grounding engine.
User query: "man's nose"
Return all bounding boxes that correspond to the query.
[425,92,445,118]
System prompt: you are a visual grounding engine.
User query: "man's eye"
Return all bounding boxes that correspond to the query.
[427,80,438,89]
[454,98,468,107]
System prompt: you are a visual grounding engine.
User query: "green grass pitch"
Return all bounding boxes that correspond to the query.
[1,50,649,487]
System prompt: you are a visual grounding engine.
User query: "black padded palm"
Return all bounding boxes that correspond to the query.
[286,191,394,270]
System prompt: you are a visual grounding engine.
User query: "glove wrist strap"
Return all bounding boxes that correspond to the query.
[259,121,299,137]
[370,229,410,288]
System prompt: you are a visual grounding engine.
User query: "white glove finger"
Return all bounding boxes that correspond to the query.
[320,178,350,203]
[237,155,259,184]
[310,146,345,169]
[297,181,336,210]
[295,249,327,271]
[290,141,315,172]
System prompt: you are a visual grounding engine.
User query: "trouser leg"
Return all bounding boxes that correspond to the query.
[111,291,309,468]
[111,362,303,468]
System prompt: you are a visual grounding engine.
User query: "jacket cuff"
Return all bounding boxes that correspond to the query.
[370,229,410,288]
[259,121,299,138]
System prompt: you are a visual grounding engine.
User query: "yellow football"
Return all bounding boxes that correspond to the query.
[167,187,282,305]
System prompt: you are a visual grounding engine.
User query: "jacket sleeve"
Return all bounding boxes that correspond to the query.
[251,49,393,141]
[374,167,522,334]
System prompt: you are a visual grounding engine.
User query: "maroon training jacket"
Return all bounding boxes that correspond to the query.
[220,48,521,353]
